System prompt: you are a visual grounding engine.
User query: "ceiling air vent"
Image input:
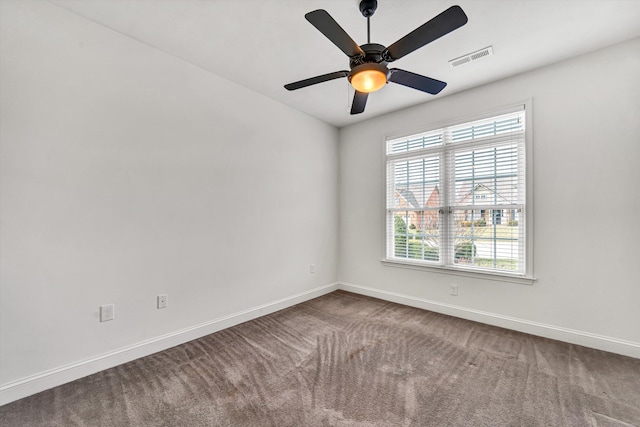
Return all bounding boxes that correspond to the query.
[449,46,493,68]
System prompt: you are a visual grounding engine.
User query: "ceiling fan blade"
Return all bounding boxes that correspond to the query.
[285,70,349,91]
[385,5,468,61]
[305,10,365,58]
[351,90,368,114]
[389,69,447,94]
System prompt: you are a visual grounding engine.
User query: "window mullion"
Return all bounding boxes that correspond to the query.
[441,129,453,266]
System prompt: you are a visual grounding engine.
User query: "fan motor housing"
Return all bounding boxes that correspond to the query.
[350,43,387,68]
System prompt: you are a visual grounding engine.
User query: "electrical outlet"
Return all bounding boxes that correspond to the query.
[449,284,459,296]
[100,304,114,322]
[310,264,316,274]
[157,294,168,309]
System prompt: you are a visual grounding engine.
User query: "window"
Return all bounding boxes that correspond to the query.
[385,106,531,279]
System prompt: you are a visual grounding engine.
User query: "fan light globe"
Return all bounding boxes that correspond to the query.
[350,68,387,93]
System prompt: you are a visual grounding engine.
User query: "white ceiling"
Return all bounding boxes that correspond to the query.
[49,0,640,128]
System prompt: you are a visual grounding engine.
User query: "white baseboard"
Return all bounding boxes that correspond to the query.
[4,281,637,406]
[0,283,339,406]
[338,282,640,359]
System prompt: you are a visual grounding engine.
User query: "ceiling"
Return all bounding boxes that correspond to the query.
[49,0,640,128]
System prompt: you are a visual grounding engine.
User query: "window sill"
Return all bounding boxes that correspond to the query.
[381,258,536,285]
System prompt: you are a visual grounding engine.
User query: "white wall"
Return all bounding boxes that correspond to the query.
[0,0,339,397]
[339,37,640,354]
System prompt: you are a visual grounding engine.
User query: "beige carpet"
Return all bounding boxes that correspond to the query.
[1,290,639,426]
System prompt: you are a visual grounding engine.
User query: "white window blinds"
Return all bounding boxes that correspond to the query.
[386,108,527,275]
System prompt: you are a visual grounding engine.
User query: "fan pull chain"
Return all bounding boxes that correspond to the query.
[346,79,352,112]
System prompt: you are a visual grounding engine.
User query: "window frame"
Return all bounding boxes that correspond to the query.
[381,101,535,285]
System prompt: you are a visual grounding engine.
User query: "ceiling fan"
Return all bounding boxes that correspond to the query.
[284,0,468,115]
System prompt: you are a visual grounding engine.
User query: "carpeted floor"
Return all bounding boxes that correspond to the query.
[1,290,639,426]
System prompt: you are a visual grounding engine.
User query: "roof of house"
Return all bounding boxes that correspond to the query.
[396,185,439,209]
[456,182,516,204]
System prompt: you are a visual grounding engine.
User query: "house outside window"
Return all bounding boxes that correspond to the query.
[385,105,533,280]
